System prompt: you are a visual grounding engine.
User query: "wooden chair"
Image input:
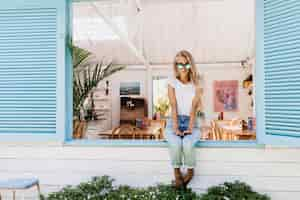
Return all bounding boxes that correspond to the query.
[201,125,212,140]
[131,119,166,140]
[112,124,136,139]
[146,119,166,139]
[211,120,222,140]
[73,120,87,139]
[210,121,216,140]
[211,120,240,141]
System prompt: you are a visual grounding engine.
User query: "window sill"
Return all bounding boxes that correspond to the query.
[64,139,264,148]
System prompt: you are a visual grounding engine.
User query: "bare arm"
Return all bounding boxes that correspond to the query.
[168,85,182,135]
[168,85,178,131]
[186,85,203,133]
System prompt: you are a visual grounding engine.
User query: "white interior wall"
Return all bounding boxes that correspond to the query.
[103,63,253,127]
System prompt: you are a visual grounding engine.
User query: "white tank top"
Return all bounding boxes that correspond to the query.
[167,76,195,116]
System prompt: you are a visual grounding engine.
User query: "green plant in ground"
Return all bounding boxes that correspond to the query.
[40,176,114,200]
[41,176,201,200]
[200,181,270,200]
[41,176,270,200]
[106,184,200,200]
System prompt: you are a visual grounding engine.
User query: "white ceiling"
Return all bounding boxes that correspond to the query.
[73,0,255,65]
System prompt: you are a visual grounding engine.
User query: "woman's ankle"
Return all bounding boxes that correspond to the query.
[174,168,183,178]
[183,168,194,185]
[173,168,183,187]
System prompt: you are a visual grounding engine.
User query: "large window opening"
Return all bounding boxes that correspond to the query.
[72,0,256,142]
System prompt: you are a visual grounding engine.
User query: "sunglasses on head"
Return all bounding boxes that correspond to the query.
[176,63,191,70]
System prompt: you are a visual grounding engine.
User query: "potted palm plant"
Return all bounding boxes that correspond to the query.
[70,43,125,138]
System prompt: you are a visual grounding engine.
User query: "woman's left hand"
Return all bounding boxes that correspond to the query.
[183,128,192,135]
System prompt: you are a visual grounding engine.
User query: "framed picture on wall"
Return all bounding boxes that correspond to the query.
[120,82,141,95]
[213,80,239,112]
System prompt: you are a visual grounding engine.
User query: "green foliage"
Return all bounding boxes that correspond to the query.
[68,38,92,71]
[41,176,201,200]
[41,176,114,200]
[41,176,270,200]
[200,181,270,200]
[71,44,92,71]
[73,62,124,119]
[154,97,170,117]
[70,43,125,119]
[103,184,200,200]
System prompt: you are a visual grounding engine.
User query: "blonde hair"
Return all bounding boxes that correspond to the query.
[173,50,200,86]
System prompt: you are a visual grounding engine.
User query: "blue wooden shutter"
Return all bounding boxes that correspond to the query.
[256,0,300,146]
[0,0,69,142]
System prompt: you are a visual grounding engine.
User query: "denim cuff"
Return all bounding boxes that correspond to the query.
[184,165,196,169]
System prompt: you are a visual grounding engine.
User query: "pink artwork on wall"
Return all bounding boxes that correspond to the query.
[214,80,239,112]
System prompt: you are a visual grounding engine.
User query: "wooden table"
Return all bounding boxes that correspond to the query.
[98,124,163,140]
[97,129,114,139]
[220,125,256,140]
[134,125,162,140]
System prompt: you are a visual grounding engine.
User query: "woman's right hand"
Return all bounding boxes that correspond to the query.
[172,122,182,136]
[175,129,183,136]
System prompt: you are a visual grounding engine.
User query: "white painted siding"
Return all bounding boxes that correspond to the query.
[0,146,299,199]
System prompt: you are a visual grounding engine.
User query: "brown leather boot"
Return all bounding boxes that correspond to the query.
[171,168,183,189]
[183,168,194,188]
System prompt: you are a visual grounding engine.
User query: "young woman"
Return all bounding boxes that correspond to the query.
[166,50,202,189]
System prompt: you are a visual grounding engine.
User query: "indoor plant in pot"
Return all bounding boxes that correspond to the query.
[71,44,125,138]
[153,97,170,120]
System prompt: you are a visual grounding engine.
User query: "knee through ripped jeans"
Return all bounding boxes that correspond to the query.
[165,115,200,169]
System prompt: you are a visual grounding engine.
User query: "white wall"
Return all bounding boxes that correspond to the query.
[0,146,299,200]
[104,63,253,127]
[108,68,147,127]
[200,64,253,123]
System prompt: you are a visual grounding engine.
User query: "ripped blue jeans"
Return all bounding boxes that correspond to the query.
[165,115,200,169]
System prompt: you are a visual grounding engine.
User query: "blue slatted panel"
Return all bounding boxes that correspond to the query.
[0,8,57,135]
[264,0,300,137]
